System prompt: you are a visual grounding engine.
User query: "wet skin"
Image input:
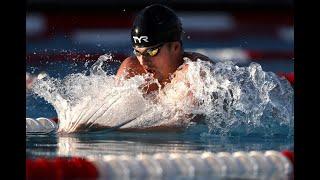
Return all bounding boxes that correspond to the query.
[116,42,211,93]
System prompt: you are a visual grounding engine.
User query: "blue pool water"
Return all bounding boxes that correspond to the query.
[27,130,293,158]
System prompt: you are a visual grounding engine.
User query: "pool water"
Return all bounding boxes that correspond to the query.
[26,129,293,159]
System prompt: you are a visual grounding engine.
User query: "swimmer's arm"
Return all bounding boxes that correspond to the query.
[116,56,145,79]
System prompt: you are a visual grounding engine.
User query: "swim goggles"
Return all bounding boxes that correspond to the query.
[133,43,164,57]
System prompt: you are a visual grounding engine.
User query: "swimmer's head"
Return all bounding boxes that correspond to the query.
[131,4,183,48]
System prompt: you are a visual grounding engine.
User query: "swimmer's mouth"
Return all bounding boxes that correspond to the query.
[146,68,156,74]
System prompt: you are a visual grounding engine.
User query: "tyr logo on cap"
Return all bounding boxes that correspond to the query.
[133,36,149,43]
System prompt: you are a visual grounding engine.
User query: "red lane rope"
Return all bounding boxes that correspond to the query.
[26,157,98,180]
[282,150,294,165]
[50,117,59,124]
[246,51,294,60]
[26,151,294,179]
[277,72,294,85]
[281,150,294,180]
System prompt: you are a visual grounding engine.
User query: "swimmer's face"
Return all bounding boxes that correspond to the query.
[134,42,181,82]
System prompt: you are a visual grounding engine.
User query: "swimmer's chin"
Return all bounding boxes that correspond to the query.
[145,69,163,82]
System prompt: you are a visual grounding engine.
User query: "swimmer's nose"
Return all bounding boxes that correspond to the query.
[140,56,152,67]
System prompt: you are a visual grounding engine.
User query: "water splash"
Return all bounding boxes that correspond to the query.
[180,60,294,137]
[31,54,293,137]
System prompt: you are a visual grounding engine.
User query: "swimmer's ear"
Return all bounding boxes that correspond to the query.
[172,41,181,52]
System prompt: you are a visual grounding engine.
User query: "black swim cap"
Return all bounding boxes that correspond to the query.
[131,4,183,47]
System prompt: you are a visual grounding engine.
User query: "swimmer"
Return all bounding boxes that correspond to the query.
[114,4,212,131]
[116,4,212,93]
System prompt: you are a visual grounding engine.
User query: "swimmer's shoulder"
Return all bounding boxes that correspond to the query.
[183,51,213,63]
[116,56,145,78]
[176,51,214,73]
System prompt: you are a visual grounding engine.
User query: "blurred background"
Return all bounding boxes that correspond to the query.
[26,0,293,118]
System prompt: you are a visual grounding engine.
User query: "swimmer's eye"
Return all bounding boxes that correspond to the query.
[133,43,163,57]
[146,47,159,57]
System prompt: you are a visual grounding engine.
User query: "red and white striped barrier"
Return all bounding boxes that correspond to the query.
[26,12,293,41]
[26,150,293,180]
